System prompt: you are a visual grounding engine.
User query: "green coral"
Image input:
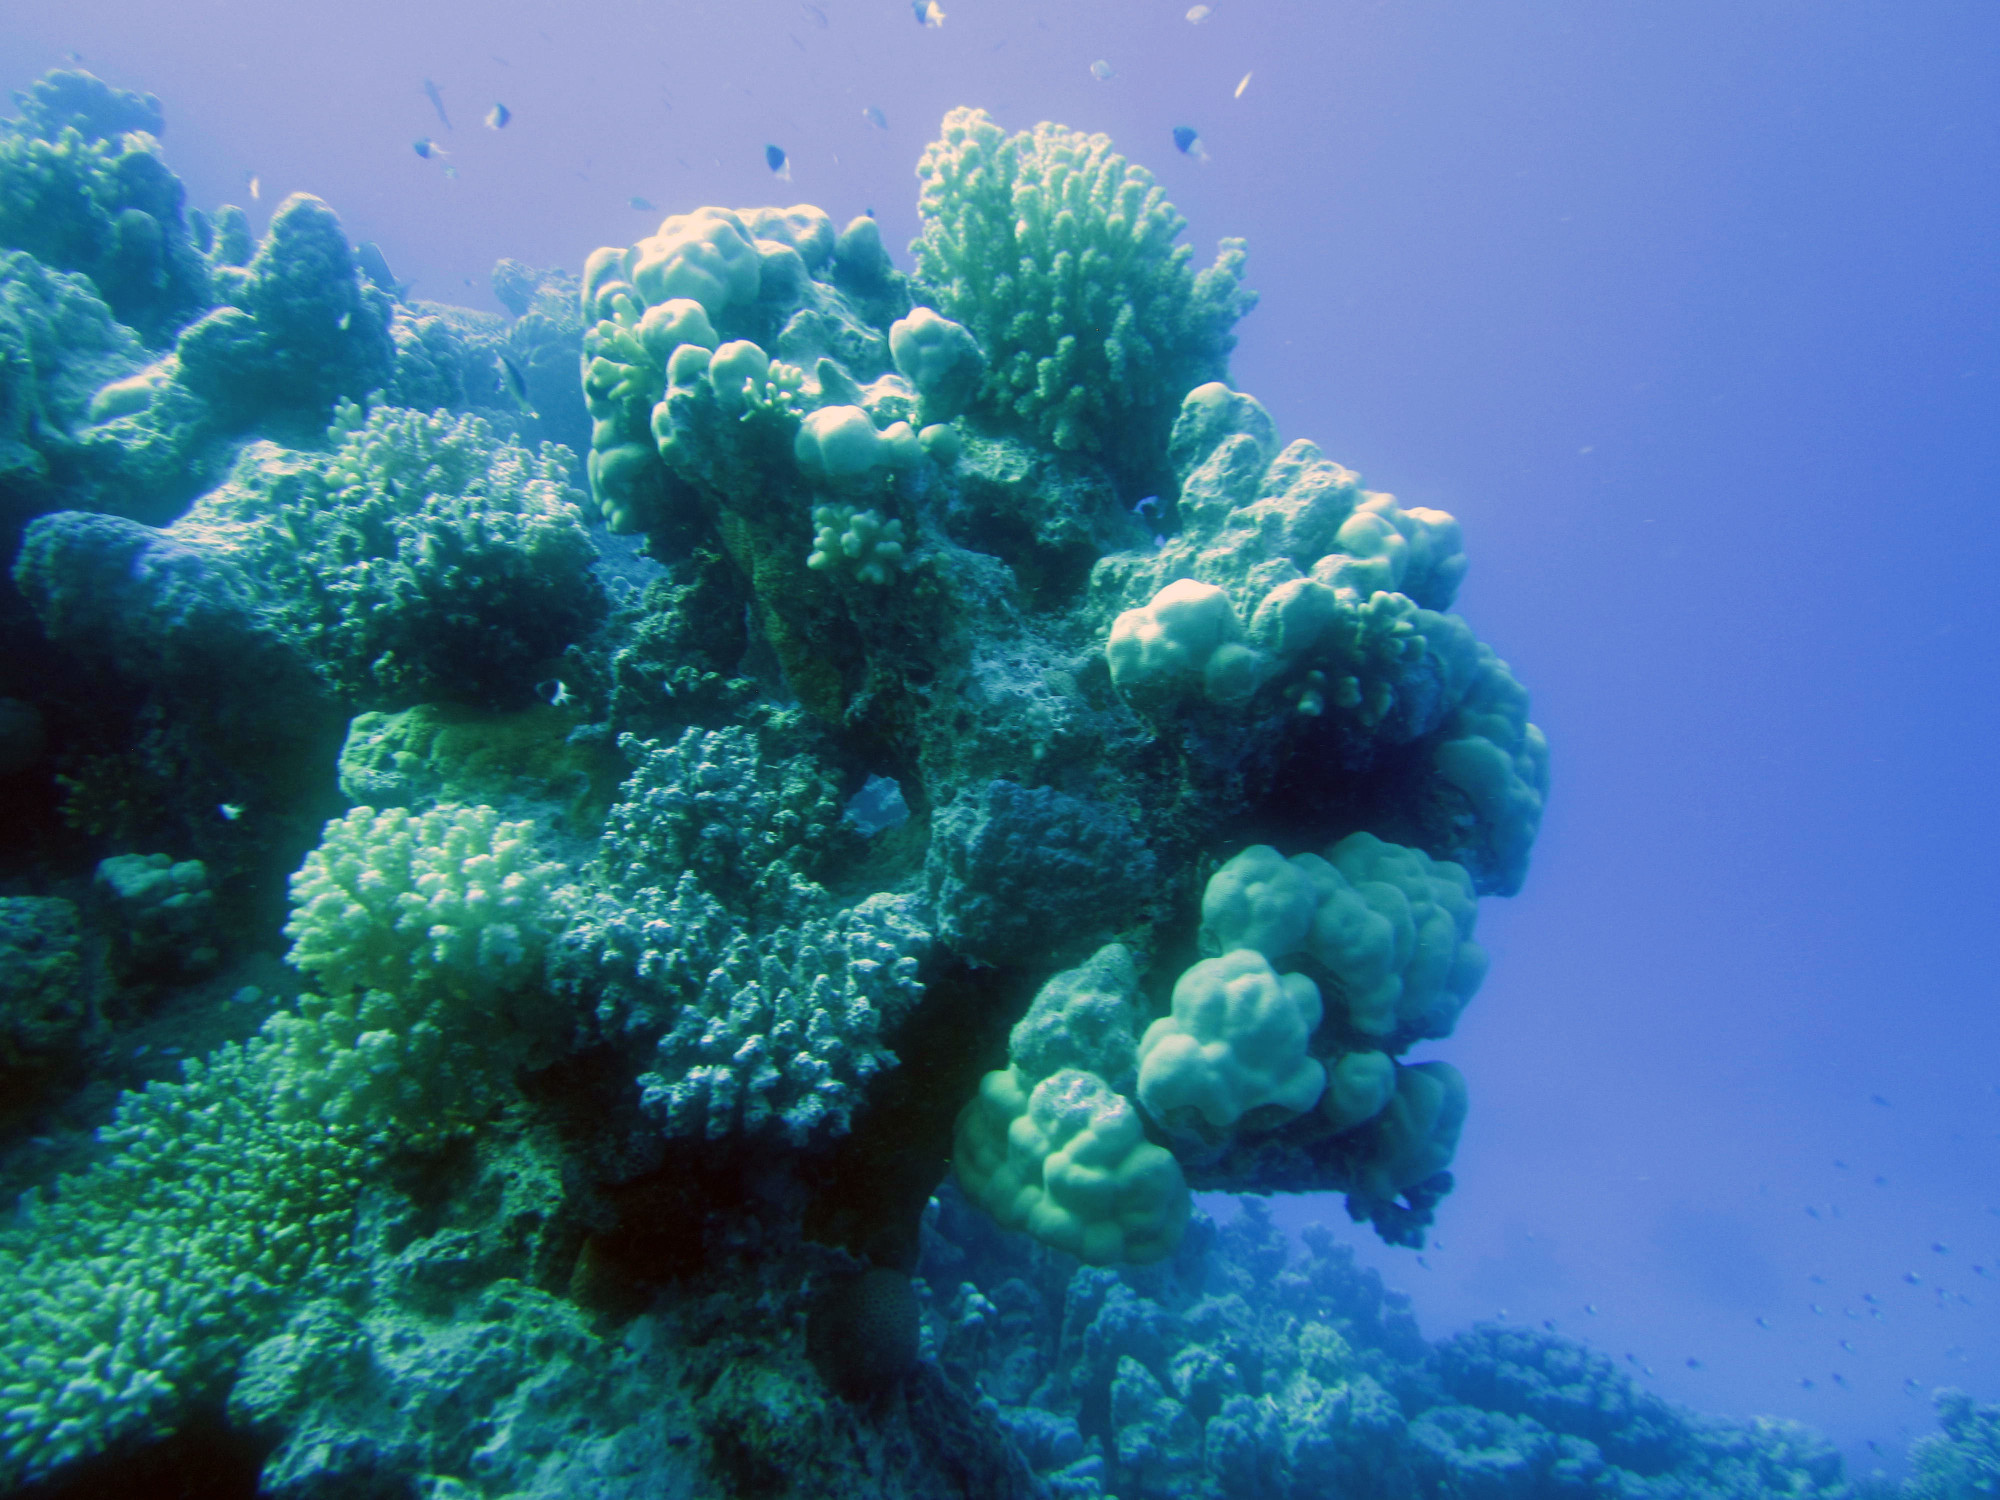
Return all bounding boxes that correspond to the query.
[912,107,1255,493]
[0,70,211,343]
[0,247,148,492]
[172,404,602,708]
[807,503,906,585]
[0,1042,367,1489]
[1908,1389,2000,1500]
[271,803,573,1137]
[0,802,577,1487]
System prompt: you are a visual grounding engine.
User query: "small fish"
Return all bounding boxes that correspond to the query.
[1832,1372,1849,1388]
[423,77,452,129]
[414,137,450,160]
[497,353,539,419]
[766,143,791,180]
[1933,1241,1951,1254]
[337,311,351,331]
[1810,1303,1825,1314]
[863,106,888,129]
[1904,1271,1922,1285]
[485,102,511,130]
[1685,1358,1702,1370]
[630,195,657,211]
[1810,1274,1827,1284]
[913,0,945,25]
[247,174,261,200]
[1186,4,1212,21]
[1870,1093,1892,1107]
[219,802,244,821]
[1584,1303,1599,1316]
[356,241,400,295]
[1542,1320,1556,1332]
[1863,1292,1881,1304]
[547,681,572,707]
[1756,1316,1772,1329]
[442,164,459,179]
[1090,59,1114,82]
[1415,1255,1428,1268]
[1806,1205,1821,1219]
[1235,71,1252,98]
[802,0,829,23]
[1172,125,1208,161]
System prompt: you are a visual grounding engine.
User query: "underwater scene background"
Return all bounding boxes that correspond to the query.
[0,2,1995,1496]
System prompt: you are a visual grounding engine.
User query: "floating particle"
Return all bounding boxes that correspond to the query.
[1090,59,1114,82]
[1235,71,1252,98]
[863,106,888,129]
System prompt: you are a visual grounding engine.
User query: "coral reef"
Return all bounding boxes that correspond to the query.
[1,76,1935,1500]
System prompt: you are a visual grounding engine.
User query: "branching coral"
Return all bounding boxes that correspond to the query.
[912,107,1255,494]
[172,403,602,707]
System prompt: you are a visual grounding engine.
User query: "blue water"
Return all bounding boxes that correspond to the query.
[2,0,1996,1486]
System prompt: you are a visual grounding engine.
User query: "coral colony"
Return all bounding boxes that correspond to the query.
[2,68,1987,1499]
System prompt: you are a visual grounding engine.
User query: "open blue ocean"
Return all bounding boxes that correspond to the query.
[0,3,1994,1496]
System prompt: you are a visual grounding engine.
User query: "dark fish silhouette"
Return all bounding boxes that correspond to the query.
[355,241,402,296]
[496,353,539,419]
